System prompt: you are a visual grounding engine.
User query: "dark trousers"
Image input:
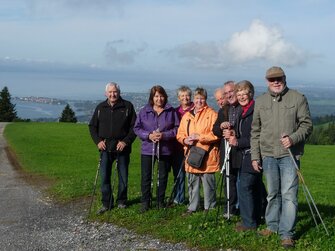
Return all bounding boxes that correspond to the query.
[100,151,129,208]
[141,154,171,205]
[239,171,264,227]
[171,151,186,204]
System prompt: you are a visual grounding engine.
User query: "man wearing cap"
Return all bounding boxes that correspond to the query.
[250,66,312,248]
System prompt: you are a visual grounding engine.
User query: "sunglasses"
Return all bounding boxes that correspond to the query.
[267,77,283,82]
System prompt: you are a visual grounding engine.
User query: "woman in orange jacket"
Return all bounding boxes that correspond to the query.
[176,87,220,215]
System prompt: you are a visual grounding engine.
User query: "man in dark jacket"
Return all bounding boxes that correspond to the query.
[89,82,136,215]
[213,81,241,218]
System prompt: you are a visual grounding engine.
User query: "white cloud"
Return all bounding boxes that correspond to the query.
[226,20,308,66]
[167,20,310,70]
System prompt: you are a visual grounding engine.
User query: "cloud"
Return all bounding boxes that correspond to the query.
[25,0,124,18]
[167,20,310,70]
[0,56,103,73]
[226,20,308,66]
[165,41,229,70]
[104,40,147,66]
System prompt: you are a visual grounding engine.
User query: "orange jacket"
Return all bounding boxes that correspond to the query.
[176,105,220,174]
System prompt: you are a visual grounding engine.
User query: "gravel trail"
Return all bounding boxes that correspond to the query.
[0,123,194,251]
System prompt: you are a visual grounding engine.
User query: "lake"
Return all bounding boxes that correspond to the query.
[14,101,74,120]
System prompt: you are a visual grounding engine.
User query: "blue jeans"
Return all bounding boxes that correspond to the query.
[100,151,129,208]
[263,156,299,240]
[172,151,185,204]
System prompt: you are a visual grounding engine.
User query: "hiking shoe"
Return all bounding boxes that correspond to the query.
[182,209,195,217]
[96,206,109,215]
[166,202,176,208]
[281,239,295,249]
[140,203,149,213]
[118,203,127,209]
[139,207,148,213]
[158,202,166,209]
[258,228,276,237]
[235,222,256,232]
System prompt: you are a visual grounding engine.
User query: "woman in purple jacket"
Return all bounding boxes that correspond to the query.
[134,85,179,213]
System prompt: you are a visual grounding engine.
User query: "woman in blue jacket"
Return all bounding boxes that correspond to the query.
[134,85,179,212]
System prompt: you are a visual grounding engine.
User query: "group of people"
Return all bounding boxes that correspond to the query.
[88,66,313,249]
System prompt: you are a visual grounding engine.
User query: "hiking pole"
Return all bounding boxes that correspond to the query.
[167,158,184,206]
[224,139,231,220]
[150,141,156,208]
[216,142,230,224]
[215,169,225,225]
[156,140,161,209]
[216,139,231,222]
[287,147,329,236]
[108,152,118,212]
[87,154,101,222]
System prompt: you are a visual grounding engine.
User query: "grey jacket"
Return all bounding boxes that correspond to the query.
[250,86,313,161]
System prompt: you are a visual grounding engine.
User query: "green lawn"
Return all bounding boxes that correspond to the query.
[4,122,335,250]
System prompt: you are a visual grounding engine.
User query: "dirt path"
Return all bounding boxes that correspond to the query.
[0,123,193,251]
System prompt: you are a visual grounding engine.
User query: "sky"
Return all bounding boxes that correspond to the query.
[0,0,334,100]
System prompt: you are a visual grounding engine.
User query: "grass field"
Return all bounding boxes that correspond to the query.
[4,122,335,250]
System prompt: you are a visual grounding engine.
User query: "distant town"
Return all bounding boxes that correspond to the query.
[12,84,335,123]
[13,96,67,105]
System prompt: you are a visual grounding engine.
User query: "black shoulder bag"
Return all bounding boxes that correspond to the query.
[186,120,207,169]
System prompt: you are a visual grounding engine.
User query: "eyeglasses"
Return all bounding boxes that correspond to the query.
[236,93,249,98]
[267,77,283,82]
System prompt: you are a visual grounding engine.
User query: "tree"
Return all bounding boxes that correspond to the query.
[0,86,18,122]
[59,104,77,123]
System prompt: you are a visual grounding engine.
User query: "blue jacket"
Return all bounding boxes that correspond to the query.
[134,103,179,156]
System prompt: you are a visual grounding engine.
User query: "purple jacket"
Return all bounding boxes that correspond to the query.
[134,103,179,156]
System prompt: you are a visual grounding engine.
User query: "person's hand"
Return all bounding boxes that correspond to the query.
[184,134,198,146]
[149,130,162,142]
[252,160,262,173]
[280,134,293,149]
[190,133,200,141]
[223,129,233,139]
[229,136,238,146]
[97,140,106,151]
[116,141,127,152]
[220,122,231,130]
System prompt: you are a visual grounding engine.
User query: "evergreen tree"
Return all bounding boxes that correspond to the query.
[0,86,18,122]
[59,104,77,123]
